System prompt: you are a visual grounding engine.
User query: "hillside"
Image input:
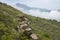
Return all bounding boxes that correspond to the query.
[0,2,60,40]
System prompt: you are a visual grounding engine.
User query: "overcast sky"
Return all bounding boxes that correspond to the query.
[0,0,60,10]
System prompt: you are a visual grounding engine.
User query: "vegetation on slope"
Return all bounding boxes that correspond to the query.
[0,2,60,40]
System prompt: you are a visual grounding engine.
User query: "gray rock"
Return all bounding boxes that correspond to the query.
[30,34,38,40]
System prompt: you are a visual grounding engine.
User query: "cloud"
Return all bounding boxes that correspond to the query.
[18,0,60,9]
[0,0,60,9]
[27,9,60,21]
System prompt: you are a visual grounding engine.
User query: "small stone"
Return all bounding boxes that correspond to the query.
[30,34,38,40]
[24,17,28,21]
[25,28,32,31]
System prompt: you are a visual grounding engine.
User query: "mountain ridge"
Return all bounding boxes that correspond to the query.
[16,3,51,12]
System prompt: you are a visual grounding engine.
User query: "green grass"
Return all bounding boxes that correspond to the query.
[0,2,60,40]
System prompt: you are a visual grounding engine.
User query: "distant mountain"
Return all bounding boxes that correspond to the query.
[16,3,51,12]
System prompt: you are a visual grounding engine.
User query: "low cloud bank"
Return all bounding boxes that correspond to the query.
[28,9,60,21]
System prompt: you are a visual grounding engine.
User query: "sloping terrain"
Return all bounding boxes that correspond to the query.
[0,2,60,40]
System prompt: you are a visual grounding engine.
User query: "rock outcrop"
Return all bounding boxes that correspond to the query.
[17,15,38,40]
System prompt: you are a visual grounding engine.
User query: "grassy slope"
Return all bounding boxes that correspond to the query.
[0,2,60,40]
